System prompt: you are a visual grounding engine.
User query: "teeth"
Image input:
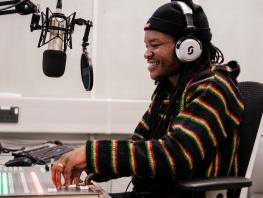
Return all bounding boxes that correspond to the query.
[148,60,159,65]
[148,60,159,71]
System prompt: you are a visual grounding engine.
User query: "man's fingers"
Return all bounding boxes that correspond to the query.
[63,160,74,187]
[55,170,63,190]
[51,161,65,190]
[73,170,82,185]
[85,173,95,185]
[51,145,87,190]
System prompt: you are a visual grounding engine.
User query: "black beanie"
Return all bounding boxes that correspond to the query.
[144,1,212,43]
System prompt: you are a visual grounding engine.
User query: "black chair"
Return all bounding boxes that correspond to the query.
[175,81,263,198]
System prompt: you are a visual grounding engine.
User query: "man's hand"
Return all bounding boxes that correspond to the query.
[51,145,87,190]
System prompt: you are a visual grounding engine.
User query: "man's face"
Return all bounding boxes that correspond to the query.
[144,30,182,82]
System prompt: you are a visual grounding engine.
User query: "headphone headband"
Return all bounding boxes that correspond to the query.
[173,1,196,33]
[172,1,203,63]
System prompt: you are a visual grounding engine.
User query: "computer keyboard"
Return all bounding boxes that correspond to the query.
[11,142,74,164]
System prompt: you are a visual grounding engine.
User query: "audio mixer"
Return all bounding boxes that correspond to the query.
[0,166,108,198]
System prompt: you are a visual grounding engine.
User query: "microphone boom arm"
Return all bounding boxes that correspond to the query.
[0,0,38,15]
[0,0,18,15]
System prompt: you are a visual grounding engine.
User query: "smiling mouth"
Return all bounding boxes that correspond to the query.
[147,60,160,71]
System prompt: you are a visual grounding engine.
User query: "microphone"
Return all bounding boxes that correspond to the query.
[42,0,67,77]
[1,0,94,90]
[29,0,93,90]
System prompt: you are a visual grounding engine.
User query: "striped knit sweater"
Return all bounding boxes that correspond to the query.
[86,61,244,196]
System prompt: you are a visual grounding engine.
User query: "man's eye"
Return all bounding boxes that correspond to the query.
[150,44,160,49]
[145,43,161,50]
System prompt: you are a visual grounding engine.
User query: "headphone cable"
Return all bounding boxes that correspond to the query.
[123,179,132,198]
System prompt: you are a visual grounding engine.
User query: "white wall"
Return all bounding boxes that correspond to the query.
[0,0,262,134]
[199,0,263,83]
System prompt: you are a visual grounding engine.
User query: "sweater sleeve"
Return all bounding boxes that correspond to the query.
[86,75,244,179]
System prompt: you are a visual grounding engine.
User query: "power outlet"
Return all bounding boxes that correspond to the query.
[0,106,19,123]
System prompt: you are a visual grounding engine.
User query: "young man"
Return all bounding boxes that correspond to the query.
[51,1,244,197]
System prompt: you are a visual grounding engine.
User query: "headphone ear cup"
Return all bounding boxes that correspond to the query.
[175,36,203,62]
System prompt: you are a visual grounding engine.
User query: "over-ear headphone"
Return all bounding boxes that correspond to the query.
[173,1,202,62]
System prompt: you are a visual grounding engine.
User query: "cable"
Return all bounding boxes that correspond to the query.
[0,143,25,153]
[123,179,132,198]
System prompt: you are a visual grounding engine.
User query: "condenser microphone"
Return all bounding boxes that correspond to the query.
[42,0,67,77]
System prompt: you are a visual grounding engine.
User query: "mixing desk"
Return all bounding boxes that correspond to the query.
[0,166,108,198]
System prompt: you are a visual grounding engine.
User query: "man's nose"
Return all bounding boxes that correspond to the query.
[144,48,153,59]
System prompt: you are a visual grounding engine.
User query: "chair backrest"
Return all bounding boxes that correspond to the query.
[237,81,263,178]
[231,81,263,198]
